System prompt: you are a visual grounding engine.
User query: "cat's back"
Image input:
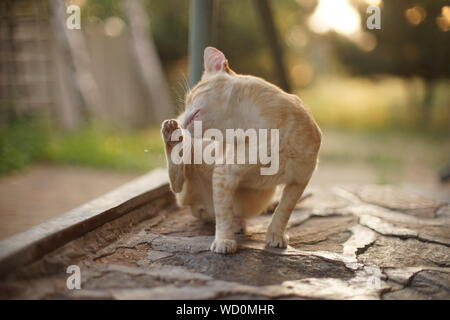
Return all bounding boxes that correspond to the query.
[230,74,321,146]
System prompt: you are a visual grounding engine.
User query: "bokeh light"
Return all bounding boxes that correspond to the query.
[104,16,125,38]
[436,6,450,32]
[404,6,426,26]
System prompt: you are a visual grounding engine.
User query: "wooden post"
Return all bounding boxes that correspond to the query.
[254,0,291,93]
[49,0,105,127]
[123,0,175,124]
[0,0,18,125]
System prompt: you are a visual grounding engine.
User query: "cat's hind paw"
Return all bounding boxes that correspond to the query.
[265,231,289,248]
[210,238,237,254]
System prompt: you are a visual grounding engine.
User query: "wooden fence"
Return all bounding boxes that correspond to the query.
[0,0,175,130]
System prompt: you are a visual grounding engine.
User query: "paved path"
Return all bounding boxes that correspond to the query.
[0,164,138,240]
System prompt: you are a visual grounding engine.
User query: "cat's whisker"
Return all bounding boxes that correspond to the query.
[172,73,191,113]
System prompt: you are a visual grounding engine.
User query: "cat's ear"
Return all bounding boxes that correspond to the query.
[204,47,228,73]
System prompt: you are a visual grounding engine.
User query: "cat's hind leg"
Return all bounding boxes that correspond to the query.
[265,182,307,248]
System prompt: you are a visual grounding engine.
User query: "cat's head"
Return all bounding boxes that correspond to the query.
[182,47,236,134]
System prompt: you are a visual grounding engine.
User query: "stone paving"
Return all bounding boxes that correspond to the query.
[0,185,449,299]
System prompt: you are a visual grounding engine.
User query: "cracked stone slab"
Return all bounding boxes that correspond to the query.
[0,178,449,300]
[359,214,450,247]
[359,236,450,268]
[342,224,377,260]
[383,269,450,300]
[288,216,357,253]
[141,250,174,263]
[297,187,352,210]
[150,234,213,253]
[383,266,449,285]
[281,275,388,300]
[143,208,215,237]
[343,184,446,218]
[437,205,450,217]
[84,264,213,289]
[155,248,355,286]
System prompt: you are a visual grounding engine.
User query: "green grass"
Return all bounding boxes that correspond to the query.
[0,118,166,175]
[46,125,165,172]
[0,118,49,174]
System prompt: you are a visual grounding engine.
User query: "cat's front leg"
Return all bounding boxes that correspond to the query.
[161,119,185,193]
[210,165,240,254]
[266,182,307,248]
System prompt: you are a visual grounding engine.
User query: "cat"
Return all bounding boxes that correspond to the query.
[161,47,321,254]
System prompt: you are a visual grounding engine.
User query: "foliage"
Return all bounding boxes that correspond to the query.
[301,76,450,132]
[46,124,165,172]
[82,0,317,85]
[332,0,450,81]
[0,118,49,174]
[0,118,165,175]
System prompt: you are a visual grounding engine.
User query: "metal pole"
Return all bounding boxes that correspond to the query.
[188,0,214,87]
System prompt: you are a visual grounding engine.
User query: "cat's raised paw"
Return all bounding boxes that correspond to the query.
[265,231,289,248]
[161,119,182,145]
[210,238,237,254]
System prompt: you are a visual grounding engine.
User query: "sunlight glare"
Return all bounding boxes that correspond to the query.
[363,0,382,6]
[308,0,361,36]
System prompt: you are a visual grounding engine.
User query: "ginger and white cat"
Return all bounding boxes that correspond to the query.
[161,47,321,254]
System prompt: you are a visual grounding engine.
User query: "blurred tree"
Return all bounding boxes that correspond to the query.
[330,0,450,124]
[144,0,190,65]
[123,0,175,122]
[83,0,317,87]
[217,0,317,85]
